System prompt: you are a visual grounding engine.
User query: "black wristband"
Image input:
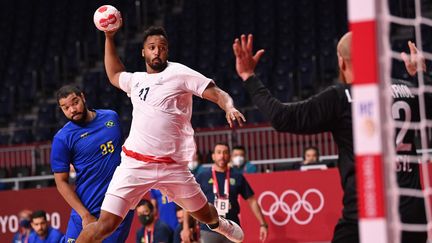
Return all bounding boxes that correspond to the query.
[260,223,268,228]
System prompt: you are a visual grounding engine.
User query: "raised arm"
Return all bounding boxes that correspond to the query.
[233,34,265,81]
[104,21,125,89]
[233,34,341,133]
[202,83,246,128]
[54,172,96,227]
[401,41,426,77]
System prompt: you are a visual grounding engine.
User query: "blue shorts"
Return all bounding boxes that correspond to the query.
[63,210,134,243]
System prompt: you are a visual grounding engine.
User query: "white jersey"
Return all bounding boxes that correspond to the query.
[119,61,213,163]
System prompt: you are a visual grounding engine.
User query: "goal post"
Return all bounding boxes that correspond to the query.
[348,0,390,242]
[349,0,432,242]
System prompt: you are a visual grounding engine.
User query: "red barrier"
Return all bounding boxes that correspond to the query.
[0,170,343,242]
[0,187,70,242]
[239,169,343,243]
[0,187,146,243]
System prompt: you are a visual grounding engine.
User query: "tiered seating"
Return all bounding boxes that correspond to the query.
[0,0,348,146]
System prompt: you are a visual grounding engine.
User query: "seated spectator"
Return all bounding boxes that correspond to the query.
[150,189,178,231]
[12,209,33,243]
[303,146,320,165]
[293,146,327,170]
[136,199,173,243]
[28,210,64,243]
[231,145,257,173]
[188,151,206,176]
[174,206,199,243]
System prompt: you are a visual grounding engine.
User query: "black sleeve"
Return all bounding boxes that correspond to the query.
[243,75,343,134]
[240,174,255,200]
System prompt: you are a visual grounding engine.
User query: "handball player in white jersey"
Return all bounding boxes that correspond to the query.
[76,24,245,243]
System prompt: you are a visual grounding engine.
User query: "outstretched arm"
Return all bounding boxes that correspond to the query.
[233,34,265,81]
[202,83,246,128]
[104,19,125,89]
[401,40,426,77]
[54,173,96,227]
[233,34,340,133]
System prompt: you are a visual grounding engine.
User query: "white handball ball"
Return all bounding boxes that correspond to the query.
[93,5,122,32]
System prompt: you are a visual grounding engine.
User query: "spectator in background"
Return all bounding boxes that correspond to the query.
[303,146,320,165]
[28,210,63,243]
[174,206,199,243]
[191,143,268,243]
[12,209,33,243]
[188,151,206,176]
[292,146,325,170]
[136,199,173,243]
[150,189,178,231]
[230,146,257,174]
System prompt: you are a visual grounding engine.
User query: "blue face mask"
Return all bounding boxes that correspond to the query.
[20,219,31,229]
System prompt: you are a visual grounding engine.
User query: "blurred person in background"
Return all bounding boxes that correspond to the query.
[302,146,320,165]
[28,210,63,243]
[292,146,323,170]
[188,151,206,176]
[230,145,257,174]
[174,206,200,243]
[136,199,173,243]
[12,209,33,243]
[190,142,268,243]
[150,189,178,231]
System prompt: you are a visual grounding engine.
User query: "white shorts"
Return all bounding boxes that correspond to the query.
[101,153,208,218]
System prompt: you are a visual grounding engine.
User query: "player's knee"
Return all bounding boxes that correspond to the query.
[93,217,121,239]
[93,222,116,239]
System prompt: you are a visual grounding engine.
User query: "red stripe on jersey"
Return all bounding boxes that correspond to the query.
[122,146,176,163]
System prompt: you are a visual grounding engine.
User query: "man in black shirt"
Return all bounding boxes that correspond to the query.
[195,142,268,243]
[232,33,427,243]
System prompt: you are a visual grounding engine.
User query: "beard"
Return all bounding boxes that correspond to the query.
[146,56,168,72]
[68,104,88,125]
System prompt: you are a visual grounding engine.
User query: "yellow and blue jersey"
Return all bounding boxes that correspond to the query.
[50,109,123,216]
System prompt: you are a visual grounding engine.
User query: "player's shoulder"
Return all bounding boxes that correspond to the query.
[124,71,147,80]
[322,83,352,101]
[95,109,119,118]
[167,61,188,71]
[330,82,351,93]
[230,168,246,178]
[53,121,74,139]
[167,61,204,76]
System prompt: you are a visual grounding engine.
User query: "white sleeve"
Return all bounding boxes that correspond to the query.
[119,72,134,95]
[181,68,214,98]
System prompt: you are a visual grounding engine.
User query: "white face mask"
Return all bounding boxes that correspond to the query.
[188,161,199,170]
[232,156,245,167]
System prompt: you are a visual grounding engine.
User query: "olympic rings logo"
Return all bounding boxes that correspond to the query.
[258,189,324,226]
